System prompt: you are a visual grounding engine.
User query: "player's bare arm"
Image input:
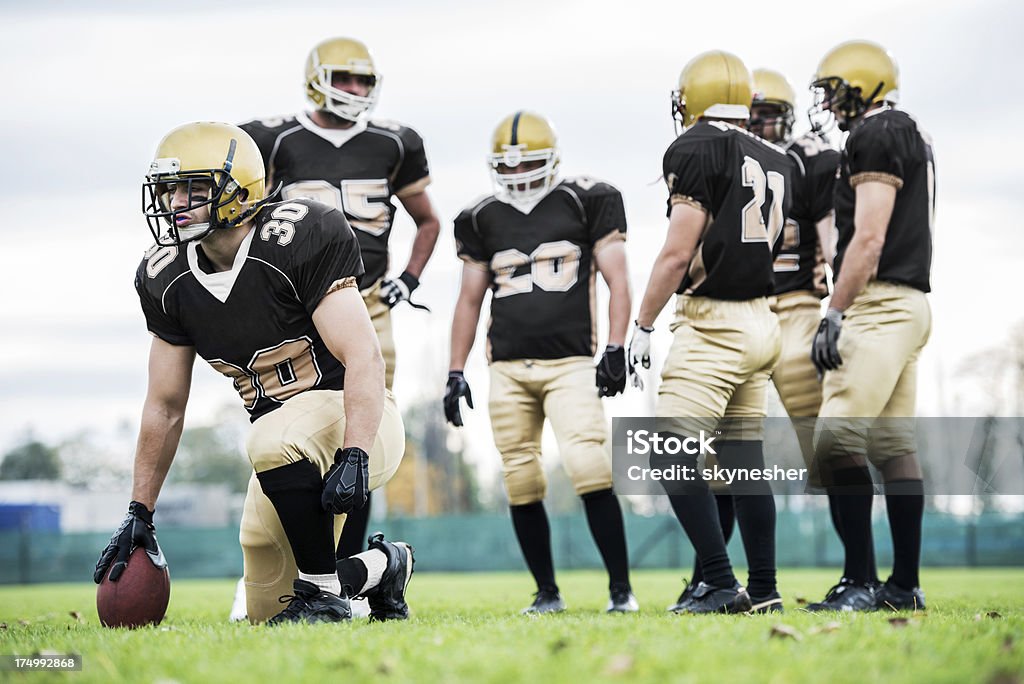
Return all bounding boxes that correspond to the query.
[828,181,896,311]
[397,190,441,281]
[449,264,490,371]
[312,286,384,452]
[816,209,838,267]
[131,338,196,509]
[636,202,704,328]
[594,240,631,347]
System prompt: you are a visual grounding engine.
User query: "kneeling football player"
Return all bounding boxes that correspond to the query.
[445,111,637,614]
[93,122,413,624]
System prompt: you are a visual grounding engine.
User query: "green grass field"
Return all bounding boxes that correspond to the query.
[0,569,1021,683]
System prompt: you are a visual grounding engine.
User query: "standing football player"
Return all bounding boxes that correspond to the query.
[94,122,413,625]
[749,69,884,591]
[807,41,934,612]
[629,51,793,614]
[445,111,637,614]
[238,37,440,605]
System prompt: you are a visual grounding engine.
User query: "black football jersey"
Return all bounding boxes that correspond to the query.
[454,178,627,362]
[662,121,795,300]
[834,108,934,293]
[135,198,364,421]
[241,113,430,287]
[775,132,841,297]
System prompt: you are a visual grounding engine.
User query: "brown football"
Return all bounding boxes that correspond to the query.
[96,547,170,628]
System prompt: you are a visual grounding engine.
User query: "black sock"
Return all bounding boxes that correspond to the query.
[885,479,925,589]
[510,501,557,591]
[827,466,875,585]
[690,493,735,585]
[828,491,880,585]
[256,460,336,575]
[581,488,630,589]
[336,557,368,597]
[667,491,735,588]
[718,441,777,597]
[336,491,372,560]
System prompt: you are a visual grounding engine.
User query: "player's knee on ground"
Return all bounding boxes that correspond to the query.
[503,451,547,505]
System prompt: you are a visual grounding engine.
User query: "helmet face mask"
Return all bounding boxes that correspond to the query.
[749,102,794,143]
[309,66,380,122]
[306,38,381,123]
[810,40,899,132]
[488,111,560,208]
[489,146,559,205]
[142,122,269,247]
[809,76,871,132]
[143,168,238,246]
[750,68,796,143]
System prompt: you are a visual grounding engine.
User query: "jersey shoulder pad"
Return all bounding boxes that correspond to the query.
[239,114,299,135]
[367,119,424,146]
[560,176,621,197]
[135,242,190,297]
[455,194,499,223]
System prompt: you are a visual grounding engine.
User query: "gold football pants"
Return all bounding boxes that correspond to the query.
[770,290,824,467]
[657,296,781,440]
[816,281,931,468]
[362,282,397,390]
[489,356,612,505]
[240,389,405,623]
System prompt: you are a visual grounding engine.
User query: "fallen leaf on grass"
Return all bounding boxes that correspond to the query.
[794,595,808,605]
[603,654,634,676]
[888,617,910,628]
[69,611,83,622]
[0,623,7,630]
[550,637,569,654]
[18,620,30,627]
[809,622,842,635]
[987,611,1003,619]
[769,624,802,641]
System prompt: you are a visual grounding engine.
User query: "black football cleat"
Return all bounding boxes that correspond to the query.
[521,586,566,615]
[606,583,639,613]
[805,578,876,612]
[749,591,784,614]
[874,581,926,612]
[678,581,752,615]
[266,579,351,626]
[667,580,697,613]
[364,532,415,622]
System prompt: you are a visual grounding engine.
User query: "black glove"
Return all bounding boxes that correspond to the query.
[811,307,844,375]
[443,371,474,427]
[596,345,627,397]
[93,501,166,583]
[322,447,370,514]
[379,271,430,311]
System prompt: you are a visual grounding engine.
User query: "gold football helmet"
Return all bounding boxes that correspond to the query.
[143,122,268,246]
[671,50,753,133]
[488,111,560,205]
[811,40,899,130]
[305,37,381,122]
[750,68,796,143]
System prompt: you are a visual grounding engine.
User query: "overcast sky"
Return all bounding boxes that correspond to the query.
[1,0,1021,475]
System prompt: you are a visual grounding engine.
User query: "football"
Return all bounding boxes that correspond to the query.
[96,548,171,628]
